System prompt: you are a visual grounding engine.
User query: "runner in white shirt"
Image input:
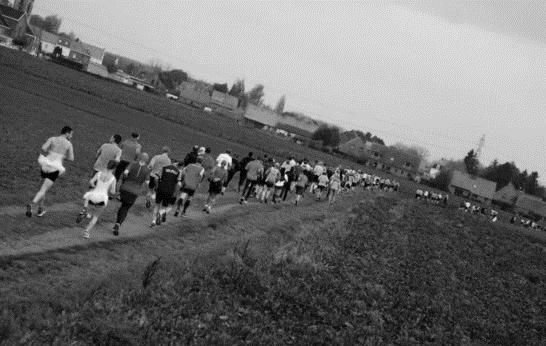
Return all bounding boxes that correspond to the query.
[216,150,233,169]
[26,126,74,218]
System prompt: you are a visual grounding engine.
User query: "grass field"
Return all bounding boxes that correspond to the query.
[0,47,545,345]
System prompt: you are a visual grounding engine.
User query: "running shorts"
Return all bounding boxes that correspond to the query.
[148,176,157,190]
[295,185,305,195]
[40,169,60,182]
[88,200,106,207]
[209,180,223,194]
[265,181,275,188]
[180,186,196,197]
[155,192,176,206]
[115,160,131,180]
[317,185,326,191]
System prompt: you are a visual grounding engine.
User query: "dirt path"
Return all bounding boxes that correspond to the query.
[0,191,326,257]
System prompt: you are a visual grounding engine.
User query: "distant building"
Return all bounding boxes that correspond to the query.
[39,30,70,56]
[243,104,279,128]
[210,90,239,111]
[338,137,421,178]
[493,182,519,208]
[178,83,211,108]
[448,170,497,204]
[515,194,546,219]
[0,3,34,44]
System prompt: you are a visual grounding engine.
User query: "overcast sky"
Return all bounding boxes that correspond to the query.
[33,1,545,181]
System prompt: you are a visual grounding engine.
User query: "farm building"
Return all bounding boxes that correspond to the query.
[243,104,279,128]
[449,171,497,204]
[493,182,519,208]
[179,88,211,109]
[86,62,109,78]
[515,194,546,219]
[0,4,33,42]
[210,90,239,111]
[338,137,421,178]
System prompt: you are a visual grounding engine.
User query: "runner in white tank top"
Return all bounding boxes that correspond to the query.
[77,161,117,239]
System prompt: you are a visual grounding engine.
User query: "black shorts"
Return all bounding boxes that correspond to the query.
[155,192,176,207]
[148,176,157,190]
[265,181,275,188]
[41,169,60,182]
[89,200,105,207]
[295,185,305,195]
[317,185,326,191]
[180,186,196,197]
[312,174,319,183]
[119,190,138,205]
[209,181,223,194]
[115,160,130,180]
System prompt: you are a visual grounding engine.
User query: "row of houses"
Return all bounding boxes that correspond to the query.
[338,136,422,179]
[447,170,546,219]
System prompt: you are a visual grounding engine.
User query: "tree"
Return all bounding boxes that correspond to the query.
[158,69,188,89]
[229,79,245,97]
[393,142,430,164]
[247,84,265,105]
[169,69,188,85]
[274,95,286,114]
[30,15,62,33]
[212,83,228,93]
[312,125,341,147]
[463,149,479,176]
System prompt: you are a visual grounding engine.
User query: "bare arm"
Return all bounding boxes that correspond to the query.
[66,143,74,161]
[89,172,99,187]
[41,137,52,154]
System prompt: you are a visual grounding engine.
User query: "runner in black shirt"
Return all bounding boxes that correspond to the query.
[151,161,181,227]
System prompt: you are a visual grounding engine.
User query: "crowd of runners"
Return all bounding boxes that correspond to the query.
[24,127,400,239]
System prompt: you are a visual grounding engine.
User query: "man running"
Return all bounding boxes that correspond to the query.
[328,169,341,205]
[261,162,280,203]
[204,160,228,213]
[293,168,308,206]
[240,156,264,204]
[115,132,142,193]
[237,152,254,192]
[113,153,150,235]
[174,158,205,216]
[93,134,122,177]
[183,145,199,166]
[151,160,181,227]
[147,146,172,208]
[315,171,329,201]
[26,126,74,217]
[224,153,240,191]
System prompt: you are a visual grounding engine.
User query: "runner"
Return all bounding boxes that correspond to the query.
[237,152,253,192]
[147,146,171,208]
[328,169,342,205]
[261,162,280,203]
[201,147,216,175]
[113,153,150,235]
[115,132,142,194]
[204,160,229,213]
[174,158,205,216]
[311,160,325,193]
[293,167,308,205]
[77,160,117,239]
[26,126,74,217]
[315,171,329,201]
[272,170,288,204]
[240,156,264,204]
[151,160,181,227]
[183,145,199,166]
[216,149,233,169]
[224,153,240,191]
[93,134,122,177]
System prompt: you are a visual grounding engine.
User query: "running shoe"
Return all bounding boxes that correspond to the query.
[150,221,156,228]
[145,198,151,209]
[113,223,120,236]
[25,204,32,217]
[161,213,167,223]
[76,212,84,224]
[83,231,90,239]
[37,207,46,217]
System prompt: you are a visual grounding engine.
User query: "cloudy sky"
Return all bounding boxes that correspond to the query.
[33,1,545,180]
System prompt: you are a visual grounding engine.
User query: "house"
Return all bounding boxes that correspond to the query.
[86,62,109,78]
[449,170,497,204]
[80,41,104,64]
[38,30,70,56]
[338,138,421,178]
[179,86,211,108]
[65,40,91,66]
[276,113,321,139]
[515,194,546,219]
[243,104,280,128]
[0,4,34,44]
[210,90,239,111]
[493,182,519,208]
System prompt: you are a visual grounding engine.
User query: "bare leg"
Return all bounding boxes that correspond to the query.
[32,179,54,205]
